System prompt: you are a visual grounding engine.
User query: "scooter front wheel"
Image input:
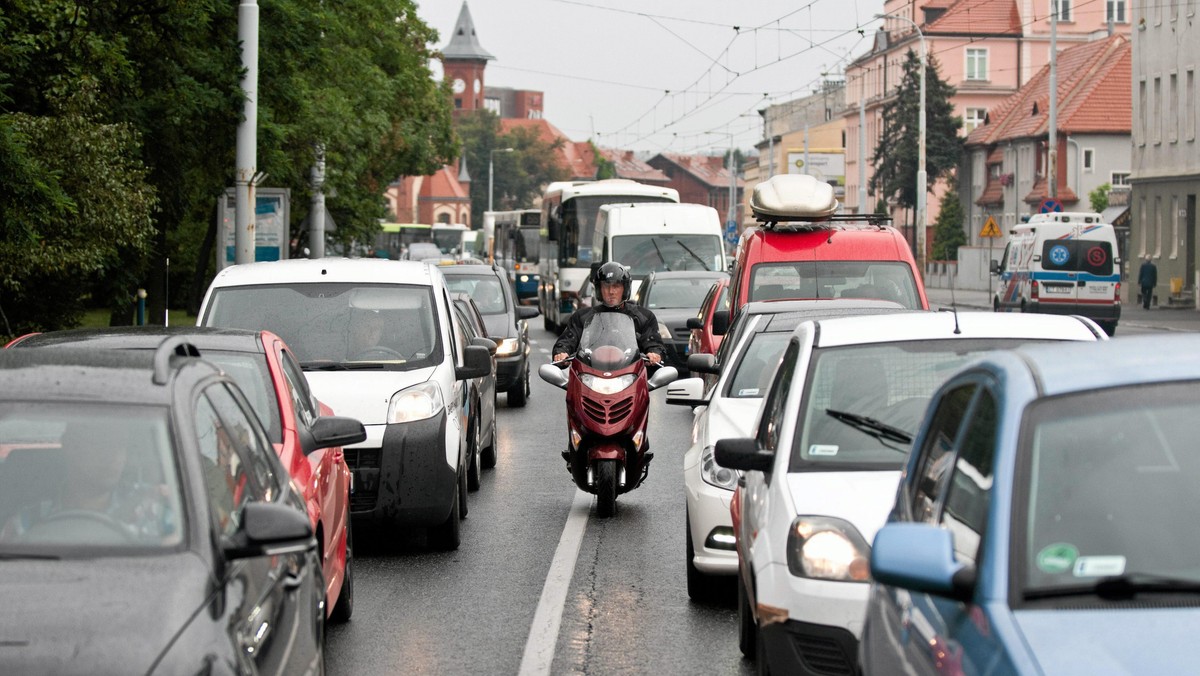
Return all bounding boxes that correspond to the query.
[595,459,618,518]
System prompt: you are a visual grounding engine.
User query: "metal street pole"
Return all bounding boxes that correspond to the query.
[489,147,514,212]
[1048,1,1058,200]
[235,0,259,265]
[309,145,325,258]
[876,12,926,278]
[858,71,868,213]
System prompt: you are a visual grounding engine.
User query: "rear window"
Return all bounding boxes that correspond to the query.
[1040,240,1113,276]
[749,261,921,309]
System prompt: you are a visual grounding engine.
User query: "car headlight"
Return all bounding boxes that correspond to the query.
[700,446,739,491]
[786,516,871,582]
[658,321,673,340]
[386,381,444,423]
[519,275,529,282]
[495,338,521,356]
[578,373,636,395]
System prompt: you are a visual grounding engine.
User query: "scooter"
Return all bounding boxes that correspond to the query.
[539,313,678,517]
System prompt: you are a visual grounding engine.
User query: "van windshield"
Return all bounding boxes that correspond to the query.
[612,235,723,275]
[1040,240,1114,276]
[749,261,921,309]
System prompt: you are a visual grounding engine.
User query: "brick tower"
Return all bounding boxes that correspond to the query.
[441,2,493,113]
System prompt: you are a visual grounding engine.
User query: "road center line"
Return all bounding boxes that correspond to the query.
[518,489,591,676]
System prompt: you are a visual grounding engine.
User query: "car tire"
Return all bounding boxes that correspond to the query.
[543,314,555,332]
[507,368,528,408]
[467,422,482,492]
[482,414,498,468]
[458,463,469,517]
[755,624,771,676]
[329,520,354,623]
[430,474,462,551]
[738,571,757,659]
[685,511,711,602]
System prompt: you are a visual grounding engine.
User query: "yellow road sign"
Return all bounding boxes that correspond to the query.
[980,215,1002,238]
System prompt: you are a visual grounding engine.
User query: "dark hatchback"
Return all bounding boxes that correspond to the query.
[440,263,540,407]
[0,340,358,674]
[633,270,730,373]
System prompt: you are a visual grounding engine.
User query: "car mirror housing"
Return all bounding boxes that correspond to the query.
[685,317,703,330]
[224,502,315,560]
[687,353,719,375]
[714,437,773,472]
[309,415,367,453]
[712,310,730,336]
[870,523,976,603]
[472,336,498,356]
[665,377,705,406]
[517,306,540,319]
[456,344,493,380]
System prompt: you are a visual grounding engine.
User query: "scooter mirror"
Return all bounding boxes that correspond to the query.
[647,366,679,392]
[538,363,569,390]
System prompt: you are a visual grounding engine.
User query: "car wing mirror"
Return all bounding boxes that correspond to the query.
[309,415,367,452]
[472,336,498,356]
[224,502,315,560]
[685,317,703,330]
[687,353,719,375]
[665,377,705,406]
[517,306,540,319]
[712,310,730,336]
[871,523,976,603]
[456,344,493,380]
[714,437,773,472]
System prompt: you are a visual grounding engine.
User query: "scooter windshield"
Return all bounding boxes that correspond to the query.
[577,312,640,371]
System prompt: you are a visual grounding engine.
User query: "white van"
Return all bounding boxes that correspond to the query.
[593,202,729,295]
[197,259,492,550]
[991,212,1121,335]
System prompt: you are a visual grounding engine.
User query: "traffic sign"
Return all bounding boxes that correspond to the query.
[980,215,1002,238]
[1039,198,1063,214]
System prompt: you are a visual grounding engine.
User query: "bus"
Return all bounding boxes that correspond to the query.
[539,179,679,331]
[431,223,473,261]
[374,222,432,259]
[492,209,541,303]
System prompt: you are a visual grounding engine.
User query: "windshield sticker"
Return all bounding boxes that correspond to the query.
[808,444,839,456]
[1073,555,1127,578]
[738,388,761,396]
[1035,543,1078,574]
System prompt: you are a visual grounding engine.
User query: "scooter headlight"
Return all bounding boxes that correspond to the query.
[786,516,871,582]
[578,373,636,395]
[386,381,444,423]
[700,446,739,491]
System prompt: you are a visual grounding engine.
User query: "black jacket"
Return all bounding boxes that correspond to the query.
[1138,260,1158,288]
[552,303,665,358]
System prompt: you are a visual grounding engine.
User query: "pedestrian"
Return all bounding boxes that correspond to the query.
[1138,256,1157,310]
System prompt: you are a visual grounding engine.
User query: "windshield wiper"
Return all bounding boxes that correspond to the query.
[651,239,670,271]
[675,240,711,271]
[0,552,61,560]
[1026,573,1200,601]
[824,408,913,445]
[300,361,350,371]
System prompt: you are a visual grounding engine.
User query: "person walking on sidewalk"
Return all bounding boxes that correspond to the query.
[1138,256,1158,310]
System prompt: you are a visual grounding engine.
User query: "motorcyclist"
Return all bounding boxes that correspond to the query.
[553,262,665,364]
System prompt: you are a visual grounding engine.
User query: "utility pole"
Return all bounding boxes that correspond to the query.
[858,71,868,213]
[309,145,326,258]
[1049,1,1059,200]
[235,0,259,264]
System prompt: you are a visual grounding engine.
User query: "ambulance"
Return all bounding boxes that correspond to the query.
[991,211,1121,335]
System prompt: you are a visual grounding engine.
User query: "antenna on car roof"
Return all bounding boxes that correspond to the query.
[949,273,961,335]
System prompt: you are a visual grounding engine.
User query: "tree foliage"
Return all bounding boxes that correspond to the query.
[455,110,568,226]
[871,50,963,210]
[931,179,967,261]
[1089,182,1111,213]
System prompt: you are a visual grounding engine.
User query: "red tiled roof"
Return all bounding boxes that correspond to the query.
[499,118,597,180]
[1023,176,1079,205]
[986,148,1004,165]
[975,180,1005,206]
[423,165,469,200]
[926,0,1021,35]
[653,152,743,189]
[598,148,670,184]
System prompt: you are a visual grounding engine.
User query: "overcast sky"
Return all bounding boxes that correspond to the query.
[415,0,878,155]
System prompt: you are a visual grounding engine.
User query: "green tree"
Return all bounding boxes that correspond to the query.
[931,180,967,261]
[456,110,568,226]
[593,141,617,180]
[1089,182,1111,213]
[871,50,963,210]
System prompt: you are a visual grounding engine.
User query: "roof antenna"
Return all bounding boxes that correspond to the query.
[949,270,961,334]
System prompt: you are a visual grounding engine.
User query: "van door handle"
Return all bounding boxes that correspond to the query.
[1078,280,1086,287]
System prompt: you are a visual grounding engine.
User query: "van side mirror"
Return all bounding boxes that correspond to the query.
[989,259,1001,275]
[456,345,492,380]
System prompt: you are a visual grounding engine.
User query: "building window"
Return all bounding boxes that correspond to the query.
[1154,76,1162,144]
[1170,73,1179,142]
[965,108,987,132]
[1106,0,1126,22]
[966,49,988,81]
[1139,197,1147,257]
[1155,196,1163,258]
[1188,69,1196,141]
[1055,0,1072,21]
[1112,171,1131,186]
[1138,79,1147,145]
[454,98,463,109]
[1172,196,1180,259]
[1083,148,1094,172]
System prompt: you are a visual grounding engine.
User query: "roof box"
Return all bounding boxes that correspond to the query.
[750,175,840,222]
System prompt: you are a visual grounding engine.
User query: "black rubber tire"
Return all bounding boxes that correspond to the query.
[543,313,555,332]
[482,415,498,469]
[738,572,757,659]
[685,511,711,602]
[467,423,482,492]
[430,477,462,551]
[756,624,771,676]
[507,368,528,408]
[458,464,469,518]
[328,520,354,623]
[595,459,618,518]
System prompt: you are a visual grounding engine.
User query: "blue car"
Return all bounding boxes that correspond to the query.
[861,334,1200,675]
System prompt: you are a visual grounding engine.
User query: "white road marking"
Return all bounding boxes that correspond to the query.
[518,489,591,676]
[539,348,550,354]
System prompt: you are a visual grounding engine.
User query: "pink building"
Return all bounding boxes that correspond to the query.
[843,0,1131,259]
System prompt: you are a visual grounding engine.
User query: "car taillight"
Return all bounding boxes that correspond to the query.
[1031,280,1039,301]
[1114,281,1121,302]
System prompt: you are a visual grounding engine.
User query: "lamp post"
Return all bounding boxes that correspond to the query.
[876,12,926,279]
[489,147,514,212]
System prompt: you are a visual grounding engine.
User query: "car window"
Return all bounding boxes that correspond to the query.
[909,384,976,523]
[201,350,282,444]
[195,394,258,539]
[749,261,920,309]
[941,389,996,566]
[443,274,508,314]
[756,339,800,456]
[205,383,280,502]
[645,277,718,309]
[725,332,790,399]
[280,349,317,429]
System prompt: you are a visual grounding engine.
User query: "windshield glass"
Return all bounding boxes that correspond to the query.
[203,283,442,371]
[1021,381,1200,596]
[577,313,640,370]
[559,195,676,266]
[726,333,790,399]
[790,339,1051,472]
[443,274,508,314]
[645,277,721,310]
[750,261,921,309]
[0,403,185,554]
[406,242,443,260]
[517,228,540,263]
[432,227,466,254]
[612,235,723,275]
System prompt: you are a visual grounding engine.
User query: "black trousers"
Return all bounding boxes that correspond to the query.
[1141,286,1153,309]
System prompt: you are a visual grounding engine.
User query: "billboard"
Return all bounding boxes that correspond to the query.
[787,149,845,196]
[217,187,290,270]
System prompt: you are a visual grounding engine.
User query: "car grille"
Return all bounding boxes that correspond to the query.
[672,327,691,339]
[581,394,634,427]
[344,447,380,513]
[795,634,854,675]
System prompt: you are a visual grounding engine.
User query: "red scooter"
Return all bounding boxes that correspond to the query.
[539,313,678,517]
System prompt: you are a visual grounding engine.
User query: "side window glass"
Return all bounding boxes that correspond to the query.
[941,390,997,565]
[280,350,317,426]
[195,395,256,538]
[910,384,976,523]
[444,290,460,363]
[207,383,280,501]
[757,340,800,453]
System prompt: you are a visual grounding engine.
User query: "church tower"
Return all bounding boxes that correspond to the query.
[441,2,493,113]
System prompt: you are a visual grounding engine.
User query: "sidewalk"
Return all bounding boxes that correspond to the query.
[923,285,1200,333]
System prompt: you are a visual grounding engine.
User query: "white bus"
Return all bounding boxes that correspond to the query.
[489,209,541,303]
[539,179,679,331]
[430,223,473,262]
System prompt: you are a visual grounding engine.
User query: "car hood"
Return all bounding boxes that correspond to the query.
[305,366,437,426]
[482,314,515,340]
[785,470,901,542]
[0,553,212,674]
[652,307,697,329]
[701,397,763,446]
[1014,608,1200,673]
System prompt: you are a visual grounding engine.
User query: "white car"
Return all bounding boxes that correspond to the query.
[667,300,908,601]
[198,259,492,550]
[715,311,1105,674]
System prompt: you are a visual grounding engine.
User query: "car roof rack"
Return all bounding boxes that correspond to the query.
[153,335,202,385]
[750,174,892,230]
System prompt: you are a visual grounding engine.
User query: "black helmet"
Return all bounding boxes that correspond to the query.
[593,262,631,308]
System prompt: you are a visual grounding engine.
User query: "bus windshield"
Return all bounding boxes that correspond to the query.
[559,195,675,267]
[515,227,540,263]
[432,227,467,254]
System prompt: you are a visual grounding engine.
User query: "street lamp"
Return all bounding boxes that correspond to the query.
[875,12,926,279]
[489,147,514,212]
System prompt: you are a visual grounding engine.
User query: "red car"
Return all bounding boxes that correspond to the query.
[686,276,730,360]
[6,327,360,622]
